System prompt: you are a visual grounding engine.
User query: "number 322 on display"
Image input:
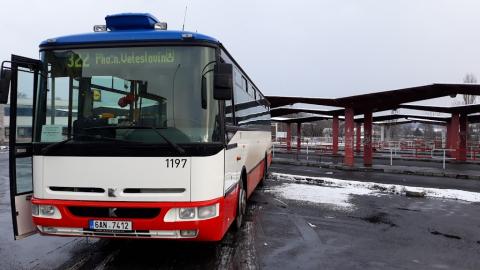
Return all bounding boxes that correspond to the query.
[67,54,90,68]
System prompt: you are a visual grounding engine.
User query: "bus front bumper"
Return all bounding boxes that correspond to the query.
[31,192,238,241]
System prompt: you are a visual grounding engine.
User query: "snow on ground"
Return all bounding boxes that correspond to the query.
[268,173,480,210]
[271,182,373,210]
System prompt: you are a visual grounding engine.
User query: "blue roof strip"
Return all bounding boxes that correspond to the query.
[105,13,159,31]
[40,13,219,47]
[40,30,218,47]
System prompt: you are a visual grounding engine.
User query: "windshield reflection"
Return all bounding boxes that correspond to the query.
[35,46,220,144]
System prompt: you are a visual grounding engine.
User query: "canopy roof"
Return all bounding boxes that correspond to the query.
[398,103,480,114]
[267,84,480,114]
[267,83,480,124]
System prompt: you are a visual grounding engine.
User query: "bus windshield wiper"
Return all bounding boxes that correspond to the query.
[41,133,140,155]
[83,126,186,154]
[147,126,186,155]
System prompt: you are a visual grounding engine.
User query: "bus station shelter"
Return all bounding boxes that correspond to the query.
[267,83,480,167]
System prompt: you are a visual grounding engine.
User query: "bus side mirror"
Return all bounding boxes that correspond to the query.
[213,63,233,100]
[0,69,11,104]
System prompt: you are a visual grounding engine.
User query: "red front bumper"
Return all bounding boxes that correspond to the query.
[32,191,238,241]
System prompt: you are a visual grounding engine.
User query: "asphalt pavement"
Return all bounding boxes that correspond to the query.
[254,179,480,270]
[1,152,480,270]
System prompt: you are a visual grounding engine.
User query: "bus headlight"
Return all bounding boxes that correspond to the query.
[164,203,219,222]
[40,205,56,216]
[32,204,62,219]
[198,205,217,219]
[180,230,198,237]
[179,208,195,219]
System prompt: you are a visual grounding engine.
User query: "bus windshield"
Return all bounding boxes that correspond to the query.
[35,46,220,144]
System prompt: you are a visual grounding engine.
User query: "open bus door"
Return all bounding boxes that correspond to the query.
[1,55,42,239]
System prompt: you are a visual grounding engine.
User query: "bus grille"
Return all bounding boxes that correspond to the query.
[49,186,105,193]
[68,207,160,219]
[37,226,196,239]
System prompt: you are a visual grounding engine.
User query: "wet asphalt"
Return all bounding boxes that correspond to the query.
[1,152,480,270]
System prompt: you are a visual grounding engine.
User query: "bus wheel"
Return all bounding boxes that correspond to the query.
[234,180,247,230]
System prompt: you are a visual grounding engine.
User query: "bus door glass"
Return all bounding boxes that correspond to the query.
[6,55,42,239]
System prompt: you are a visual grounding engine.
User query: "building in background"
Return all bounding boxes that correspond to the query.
[1,99,69,144]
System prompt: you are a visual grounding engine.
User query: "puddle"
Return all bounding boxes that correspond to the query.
[429,230,462,240]
[361,212,397,227]
[396,207,420,212]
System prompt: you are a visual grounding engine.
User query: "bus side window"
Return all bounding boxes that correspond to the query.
[43,76,72,141]
[225,99,234,125]
[243,77,248,94]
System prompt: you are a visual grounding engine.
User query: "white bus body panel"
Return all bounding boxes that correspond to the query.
[224,130,271,193]
[224,132,243,192]
[14,194,36,239]
[240,131,271,171]
[33,150,225,202]
[190,150,224,201]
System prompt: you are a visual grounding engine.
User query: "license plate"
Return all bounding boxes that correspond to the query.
[89,220,132,231]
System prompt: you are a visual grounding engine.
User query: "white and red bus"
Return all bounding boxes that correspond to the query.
[0,13,271,241]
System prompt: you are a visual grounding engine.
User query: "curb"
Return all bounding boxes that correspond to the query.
[272,158,480,180]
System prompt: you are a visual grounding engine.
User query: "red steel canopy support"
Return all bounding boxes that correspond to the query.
[332,115,339,155]
[458,113,468,161]
[344,108,355,167]
[356,123,361,153]
[286,123,292,151]
[450,113,460,159]
[363,111,373,167]
[297,123,302,152]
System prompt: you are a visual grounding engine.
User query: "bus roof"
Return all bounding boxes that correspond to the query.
[39,13,218,48]
[38,13,267,102]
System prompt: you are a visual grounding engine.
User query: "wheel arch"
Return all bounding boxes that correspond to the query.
[241,166,247,190]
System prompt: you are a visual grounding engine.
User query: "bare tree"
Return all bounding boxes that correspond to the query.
[463,73,477,105]
[386,110,400,139]
[423,123,435,140]
[463,73,479,143]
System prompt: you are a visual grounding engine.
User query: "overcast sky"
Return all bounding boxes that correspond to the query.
[1,0,479,107]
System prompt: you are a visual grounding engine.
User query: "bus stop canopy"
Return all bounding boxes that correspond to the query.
[266,83,480,167]
[267,83,480,112]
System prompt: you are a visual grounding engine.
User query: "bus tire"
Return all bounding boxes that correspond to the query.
[234,179,247,231]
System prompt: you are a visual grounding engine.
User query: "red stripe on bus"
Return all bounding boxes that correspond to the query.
[246,152,272,198]
[31,192,239,241]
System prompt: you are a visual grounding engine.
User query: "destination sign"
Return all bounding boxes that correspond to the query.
[66,49,176,69]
